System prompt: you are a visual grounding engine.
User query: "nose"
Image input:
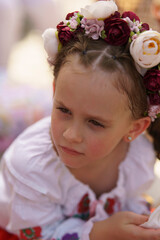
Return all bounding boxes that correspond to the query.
[63,125,83,144]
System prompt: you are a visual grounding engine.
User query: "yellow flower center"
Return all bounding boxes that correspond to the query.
[148,42,155,48]
[143,37,160,55]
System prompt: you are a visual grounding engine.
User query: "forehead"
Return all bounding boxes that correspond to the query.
[55,56,131,119]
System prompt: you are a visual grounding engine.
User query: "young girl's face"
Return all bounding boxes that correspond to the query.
[51,55,134,170]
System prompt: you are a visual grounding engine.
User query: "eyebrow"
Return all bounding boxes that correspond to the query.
[54,99,113,125]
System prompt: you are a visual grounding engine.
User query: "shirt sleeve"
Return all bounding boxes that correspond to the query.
[0,115,95,240]
[0,157,95,240]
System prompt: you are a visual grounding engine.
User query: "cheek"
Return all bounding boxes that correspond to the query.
[51,114,62,143]
[87,138,107,156]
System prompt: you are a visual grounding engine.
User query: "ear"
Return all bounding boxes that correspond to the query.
[123,116,151,142]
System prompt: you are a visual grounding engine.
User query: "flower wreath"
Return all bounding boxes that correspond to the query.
[42,0,160,121]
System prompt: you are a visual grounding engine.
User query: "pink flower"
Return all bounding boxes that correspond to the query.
[68,16,79,29]
[131,34,138,41]
[123,17,141,33]
[148,105,160,121]
[81,18,104,40]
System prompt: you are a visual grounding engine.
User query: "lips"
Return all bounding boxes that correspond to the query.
[60,146,83,156]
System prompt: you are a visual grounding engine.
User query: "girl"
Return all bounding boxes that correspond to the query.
[0,1,160,239]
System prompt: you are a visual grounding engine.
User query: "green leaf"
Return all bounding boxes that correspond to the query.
[130,31,135,37]
[157,113,160,118]
[101,30,107,39]
[144,111,148,117]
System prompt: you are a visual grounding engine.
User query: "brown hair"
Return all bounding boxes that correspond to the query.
[52,34,160,159]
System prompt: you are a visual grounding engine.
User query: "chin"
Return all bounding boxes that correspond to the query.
[60,156,84,169]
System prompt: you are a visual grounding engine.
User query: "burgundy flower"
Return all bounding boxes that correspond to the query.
[122,11,140,22]
[109,11,121,19]
[104,18,130,45]
[78,193,90,213]
[148,92,160,105]
[57,21,65,31]
[104,198,115,215]
[140,23,150,32]
[144,69,160,91]
[57,22,75,45]
[66,11,79,20]
[62,233,79,240]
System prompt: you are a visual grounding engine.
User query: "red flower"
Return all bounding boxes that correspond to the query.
[108,11,121,19]
[104,18,130,45]
[122,11,140,22]
[78,193,90,213]
[144,69,160,91]
[104,198,115,215]
[66,11,79,20]
[57,26,75,46]
[148,92,160,105]
[57,21,65,31]
[19,226,42,240]
[140,23,150,33]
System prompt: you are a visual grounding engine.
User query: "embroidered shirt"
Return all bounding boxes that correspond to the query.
[0,117,156,240]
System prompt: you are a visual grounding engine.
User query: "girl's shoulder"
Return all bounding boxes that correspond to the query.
[3,116,56,167]
[120,134,156,195]
[128,133,155,164]
[1,117,88,205]
[1,117,65,199]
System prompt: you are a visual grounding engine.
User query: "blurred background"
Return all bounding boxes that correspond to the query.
[0,0,160,206]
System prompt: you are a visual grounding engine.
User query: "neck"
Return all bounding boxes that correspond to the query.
[68,140,129,195]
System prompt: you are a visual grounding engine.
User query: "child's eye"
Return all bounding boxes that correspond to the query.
[89,119,105,128]
[57,107,71,114]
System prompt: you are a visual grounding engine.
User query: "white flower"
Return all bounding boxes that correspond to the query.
[42,28,59,59]
[130,30,160,68]
[124,17,141,33]
[80,0,118,20]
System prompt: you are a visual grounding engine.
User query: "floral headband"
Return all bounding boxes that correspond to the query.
[42,0,160,121]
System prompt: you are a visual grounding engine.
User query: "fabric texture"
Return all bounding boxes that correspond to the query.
[0,117,156,240]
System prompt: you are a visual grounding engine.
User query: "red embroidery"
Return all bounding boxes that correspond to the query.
[78,193,90,213]
[104,198,115,215]
[19,226,41,240]
[0,227,19,240]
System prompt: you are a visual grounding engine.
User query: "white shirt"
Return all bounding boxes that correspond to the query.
[0,117,156,240]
